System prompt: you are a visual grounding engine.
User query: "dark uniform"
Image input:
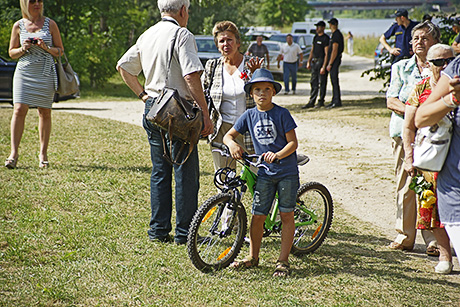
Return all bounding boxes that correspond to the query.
[327,28,344,107]
[307,33,330,107]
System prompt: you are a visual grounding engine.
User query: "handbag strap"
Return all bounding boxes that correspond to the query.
[164,24,181,87]
[160,124,196,166]
[206,59,218,90]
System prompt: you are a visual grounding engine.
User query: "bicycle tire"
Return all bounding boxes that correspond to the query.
[291,182,333,255]
[187,193,247,272]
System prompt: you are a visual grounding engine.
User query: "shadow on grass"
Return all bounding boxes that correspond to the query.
[286,97,387,113]
[260,231,460,287]
[53,107,111,111]
[68,164,215,177]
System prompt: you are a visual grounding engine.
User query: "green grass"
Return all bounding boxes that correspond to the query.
[77,73,145,101]
[1,106,459,306]
[352,35,380,59]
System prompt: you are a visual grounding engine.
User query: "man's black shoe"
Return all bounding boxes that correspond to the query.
[314,104,324,108]
[326,103,341,109]
[301,103,315,109]
[149,235,173,243]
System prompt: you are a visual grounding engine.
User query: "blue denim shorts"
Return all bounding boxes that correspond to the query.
[252,174,299,216]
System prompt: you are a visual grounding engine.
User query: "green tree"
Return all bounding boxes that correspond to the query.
[0,0,312,88]
[258,0,310,28]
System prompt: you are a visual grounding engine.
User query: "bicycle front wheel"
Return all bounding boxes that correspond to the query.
[291,182,333,255]
[187,193,247,272]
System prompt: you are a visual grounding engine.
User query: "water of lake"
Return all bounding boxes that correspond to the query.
[337,18,395,37]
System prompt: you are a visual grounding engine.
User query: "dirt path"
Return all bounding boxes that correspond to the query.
[55,54,456,265]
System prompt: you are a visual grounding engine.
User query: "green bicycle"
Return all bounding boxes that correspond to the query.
[187,142,333,272]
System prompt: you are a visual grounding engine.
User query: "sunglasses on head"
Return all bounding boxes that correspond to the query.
[429,57,456,67]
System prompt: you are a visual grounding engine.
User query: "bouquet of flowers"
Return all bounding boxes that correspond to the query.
[409,174,436,225]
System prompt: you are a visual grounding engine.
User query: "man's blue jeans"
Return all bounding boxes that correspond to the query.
[283,61,298,92]
[143,97,199,243]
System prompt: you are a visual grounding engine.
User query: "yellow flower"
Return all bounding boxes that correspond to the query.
[421,195,436,208]
[422,190,434,199]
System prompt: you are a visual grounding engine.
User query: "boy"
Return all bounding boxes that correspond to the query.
[223,68,299,277]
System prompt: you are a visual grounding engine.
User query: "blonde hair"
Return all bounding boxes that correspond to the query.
[20,0,44,20]
[212,21,241,46]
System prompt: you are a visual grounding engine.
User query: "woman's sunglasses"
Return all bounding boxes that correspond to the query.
[29,0,43,3]
[429,57,456,67]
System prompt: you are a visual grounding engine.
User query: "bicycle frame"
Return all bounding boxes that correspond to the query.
[237,157,319,233]
[186,143,333,271]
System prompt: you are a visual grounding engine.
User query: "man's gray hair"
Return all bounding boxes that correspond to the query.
[157,0,190,14]
[427,43,454,60]
[412,21,441,43]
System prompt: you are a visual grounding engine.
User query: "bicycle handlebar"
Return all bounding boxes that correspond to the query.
[211,142,277,170]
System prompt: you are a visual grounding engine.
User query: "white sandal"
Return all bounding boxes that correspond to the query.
[435,261,453,274]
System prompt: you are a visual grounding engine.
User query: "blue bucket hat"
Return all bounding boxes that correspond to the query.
[243,68,282,94]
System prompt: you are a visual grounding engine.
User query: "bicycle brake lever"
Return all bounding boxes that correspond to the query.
[211,148,230,157]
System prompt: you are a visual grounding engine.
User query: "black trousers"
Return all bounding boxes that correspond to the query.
[329,57,341,105]
[309,58,328,105]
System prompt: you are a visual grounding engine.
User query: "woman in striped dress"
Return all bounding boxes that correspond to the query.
[5,0,63,169]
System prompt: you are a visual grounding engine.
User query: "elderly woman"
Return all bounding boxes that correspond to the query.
[386,21,439,254]
[403,44,454,274]
[5,0,64,169]
[415,56,460,275]
[202,21,262,171]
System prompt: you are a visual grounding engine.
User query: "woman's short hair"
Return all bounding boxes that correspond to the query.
[20,0,43,20]
[157,0,190,14]
[427,43,454,60]
[412,21,441,43]
[212,21,241,46]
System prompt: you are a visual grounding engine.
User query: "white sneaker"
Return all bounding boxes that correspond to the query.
[435,261,453,274]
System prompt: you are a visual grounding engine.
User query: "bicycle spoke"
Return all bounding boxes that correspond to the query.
[291,182,333,255]
[187,194,247,272]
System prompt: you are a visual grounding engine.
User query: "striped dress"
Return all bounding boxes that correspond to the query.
[13,17,57,109]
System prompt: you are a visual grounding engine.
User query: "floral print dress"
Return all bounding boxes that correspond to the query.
[406,77,442,229]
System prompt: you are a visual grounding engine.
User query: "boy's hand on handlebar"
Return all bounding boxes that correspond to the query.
[227,142,244,160]
[262,151,278,164]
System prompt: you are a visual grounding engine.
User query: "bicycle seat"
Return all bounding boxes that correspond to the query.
[297,153,310,166]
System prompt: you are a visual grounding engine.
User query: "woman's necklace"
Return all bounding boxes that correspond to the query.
[416,58,429,72]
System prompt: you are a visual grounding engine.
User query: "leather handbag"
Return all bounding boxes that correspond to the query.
[413,112,454,172]
[145,28,203,165]
[55,50,79,96]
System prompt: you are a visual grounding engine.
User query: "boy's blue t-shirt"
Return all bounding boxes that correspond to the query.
[234,103,298,178]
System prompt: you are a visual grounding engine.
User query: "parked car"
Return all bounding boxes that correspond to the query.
[0,56,16,102]
[374,38,394,70]
[195,35,221,67]
[267,33,313,69]
[291,21,318,35]
[244,28,281,40]
[0,55,80,104]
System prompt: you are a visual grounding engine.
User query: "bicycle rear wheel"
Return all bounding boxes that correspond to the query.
[291,182,333,255]
[187,193,247,272]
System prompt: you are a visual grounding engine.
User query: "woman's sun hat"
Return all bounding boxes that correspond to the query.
[244,68,282,94]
